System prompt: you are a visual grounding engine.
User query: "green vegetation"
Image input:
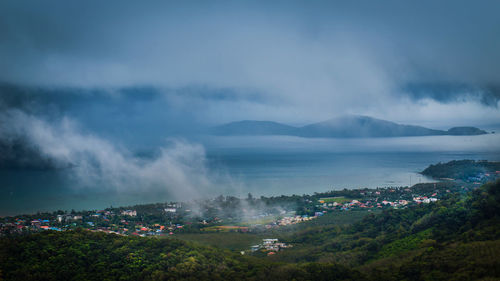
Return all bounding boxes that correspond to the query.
[273,179,500,280]
[2,180,499,280]
[291,210,376,229]
[199,225,249,232]
[374,228,432,259]
[0,230,362,281]
[2,161,500,280]
[174,233,266,251]
[319,197,357,204]
[421,159,500,181]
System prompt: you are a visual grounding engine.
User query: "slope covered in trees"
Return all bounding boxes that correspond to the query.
[1,180,499,280]
[421,160,500,180]
[271,179,500,280]
[0,229,361,281]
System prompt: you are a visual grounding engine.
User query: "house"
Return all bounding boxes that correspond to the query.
[121,210,137,217]
[263,239,278,245]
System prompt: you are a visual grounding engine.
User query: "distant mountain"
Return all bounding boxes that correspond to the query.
[212,115,488,138]
[298,116,446,138]
[211,120,298,136]
[447,127,487,135]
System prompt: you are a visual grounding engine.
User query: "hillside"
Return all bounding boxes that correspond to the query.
[269,179,500,280]
[0,230,362,281]
[211,120,298,136]
[421,160,500,180]
[212,115,487,138]
[1,179,499,280]
[298,116,444,138]
[447,126,488,135]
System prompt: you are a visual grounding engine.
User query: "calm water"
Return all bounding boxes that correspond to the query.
[1,133,500,216]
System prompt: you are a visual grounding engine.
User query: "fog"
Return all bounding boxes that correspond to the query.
[1,1,500,214]
[0,108,237,199]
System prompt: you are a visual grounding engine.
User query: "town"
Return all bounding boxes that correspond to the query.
[4,159,500,242]
[0,179,480,238]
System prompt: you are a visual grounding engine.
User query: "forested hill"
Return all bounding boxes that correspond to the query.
[212,115,488,138]
[1,180,500,280]
[0,229,361,281]
[271,179,500,280]
[421,160,500,180]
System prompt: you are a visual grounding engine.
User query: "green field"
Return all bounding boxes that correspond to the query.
[319,196,359,204]
[200,225,249,232]
[237,215,280,226]
[173,232,268,251]
[302,210,377,227]
[175,211,375,251]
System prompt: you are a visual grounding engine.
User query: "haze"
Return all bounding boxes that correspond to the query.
[1,0,500,214]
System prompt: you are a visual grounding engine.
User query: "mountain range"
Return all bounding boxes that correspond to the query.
[211,115,488,138]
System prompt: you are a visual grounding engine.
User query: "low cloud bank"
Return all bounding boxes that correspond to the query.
[0,108,224,200]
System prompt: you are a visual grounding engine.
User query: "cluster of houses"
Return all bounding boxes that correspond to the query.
[276,215,316,226]
[0,208,188,237]
[121,210,137,216]
[164,203,181,214]
[0,218,62,234]
[251,238,291,255]
[317,193,441,211]
[412,196,438,204]
[467,171,500,184]
[0,186,453,238]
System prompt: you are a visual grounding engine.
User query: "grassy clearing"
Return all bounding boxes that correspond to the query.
[175,211,376,253]
[173,232,267,251]
[319,196,359,204]
[300,210,377,228]
[237,215,279,226]
[201,225,249,232]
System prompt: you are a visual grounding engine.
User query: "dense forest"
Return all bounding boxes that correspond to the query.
[271,179,500,280]
[1,179,499,280]
[421,159,500,181]
[0,229,362,281]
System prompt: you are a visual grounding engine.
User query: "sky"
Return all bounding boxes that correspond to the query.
[1,0,499,126]
[1,1,500,210]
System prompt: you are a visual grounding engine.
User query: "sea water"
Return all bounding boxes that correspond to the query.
[1,133,499,216]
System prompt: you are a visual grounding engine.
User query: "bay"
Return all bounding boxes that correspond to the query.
[1,133,499,216]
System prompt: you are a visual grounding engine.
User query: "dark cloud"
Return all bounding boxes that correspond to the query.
[403,83,500,107]
[0,0,499,125]
[0,1,499,207]
[0,107,230,199]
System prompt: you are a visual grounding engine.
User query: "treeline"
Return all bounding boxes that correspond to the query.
[421,159,500,180]
[1,180,499,280]
[0,229,363,281]
[270,179,500,280]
